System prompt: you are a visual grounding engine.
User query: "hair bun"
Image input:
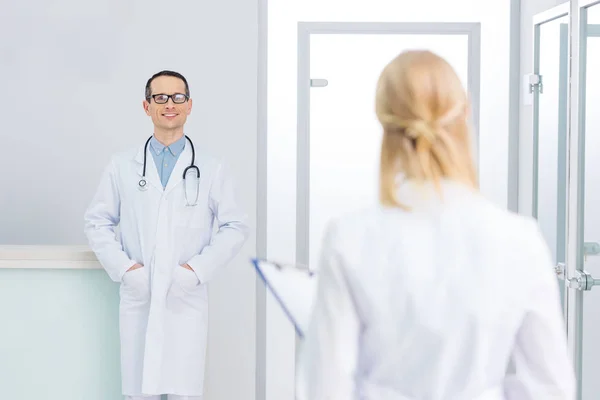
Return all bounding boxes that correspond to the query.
[405,119,437,144]
[379,113,437,144]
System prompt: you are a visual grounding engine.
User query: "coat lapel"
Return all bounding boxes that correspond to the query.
[134,144,163,192]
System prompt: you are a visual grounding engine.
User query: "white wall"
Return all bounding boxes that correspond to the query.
[266,1,513,398]
[0,1,258,399]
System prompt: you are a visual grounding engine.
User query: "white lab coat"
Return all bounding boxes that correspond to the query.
[84,142,248,397]
[296,180,575,400]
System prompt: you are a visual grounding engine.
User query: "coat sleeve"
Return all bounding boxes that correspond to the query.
[84,158,137,282]
[186,161,249,283]
[503,220,576,399]
[296,221,361,400]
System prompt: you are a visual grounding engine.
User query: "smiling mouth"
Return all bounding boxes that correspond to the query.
[162,113,178,117]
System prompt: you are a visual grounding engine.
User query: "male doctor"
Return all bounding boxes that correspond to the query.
[84,70,249,400]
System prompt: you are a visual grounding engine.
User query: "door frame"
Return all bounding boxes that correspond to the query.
[295,21,482,267]
[566,0,583,395]
[531,3,570,221]
[530,5,570,317]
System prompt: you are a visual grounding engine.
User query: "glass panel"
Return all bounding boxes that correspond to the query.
[534,15,569,304]
[580,5,600,399]
[0,269,121,399]
[308,33,469,270]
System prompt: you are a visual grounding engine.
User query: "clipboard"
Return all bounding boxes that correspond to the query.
[251,258,318,338]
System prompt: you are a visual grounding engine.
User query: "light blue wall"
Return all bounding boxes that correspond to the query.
[0,268,121,400]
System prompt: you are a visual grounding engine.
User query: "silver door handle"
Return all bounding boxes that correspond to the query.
[567,270,600,291]
[584,242,600,257]
[310,78,329,88]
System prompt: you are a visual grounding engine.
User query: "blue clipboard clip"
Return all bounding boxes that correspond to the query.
[268,260,315,276]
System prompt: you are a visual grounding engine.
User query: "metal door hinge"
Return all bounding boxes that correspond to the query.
[567,270,600,291]
[555,263,565,279]
[528,73,543,94]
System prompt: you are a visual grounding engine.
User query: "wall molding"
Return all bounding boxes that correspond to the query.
[0,245,101,269]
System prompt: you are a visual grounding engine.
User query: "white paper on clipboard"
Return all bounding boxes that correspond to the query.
[251,258,318,338]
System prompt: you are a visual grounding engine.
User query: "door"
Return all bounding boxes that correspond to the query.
[296,22,481,271]
[533,2,600,397]
[565,1,600,398]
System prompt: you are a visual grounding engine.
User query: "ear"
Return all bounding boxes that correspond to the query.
[143,100,151,116]
[187,98,193,115]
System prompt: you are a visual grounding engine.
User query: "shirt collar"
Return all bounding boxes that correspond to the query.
[149,135,186,156]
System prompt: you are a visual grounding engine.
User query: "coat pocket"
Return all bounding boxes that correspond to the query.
[167,266,208,314]
[120,266,151,305]
[172,265,200,290]
[174,201,212,230]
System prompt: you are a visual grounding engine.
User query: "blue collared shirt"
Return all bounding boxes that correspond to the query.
[149,135,186,188]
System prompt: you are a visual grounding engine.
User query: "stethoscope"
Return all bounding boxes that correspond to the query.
[138,135,200,206]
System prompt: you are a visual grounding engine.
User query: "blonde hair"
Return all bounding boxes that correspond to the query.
[375,50,478,208]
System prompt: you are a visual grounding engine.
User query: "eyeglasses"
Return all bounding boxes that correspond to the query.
[149,93,189,104]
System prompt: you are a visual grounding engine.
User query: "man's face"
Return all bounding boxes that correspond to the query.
[143,76,192,131]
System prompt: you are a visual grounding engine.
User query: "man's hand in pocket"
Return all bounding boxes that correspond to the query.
[127,263,144,272]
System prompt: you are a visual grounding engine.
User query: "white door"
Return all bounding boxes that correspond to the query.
[564,1,600,399]
[296,22,481,271]
[531,2,600,397]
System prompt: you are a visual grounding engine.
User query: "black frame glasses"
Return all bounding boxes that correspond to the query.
[149,93,189,104]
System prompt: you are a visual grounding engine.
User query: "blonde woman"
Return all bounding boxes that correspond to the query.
[295,50,575,400]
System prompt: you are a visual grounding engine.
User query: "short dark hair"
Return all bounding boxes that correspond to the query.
[145,70,190,102]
